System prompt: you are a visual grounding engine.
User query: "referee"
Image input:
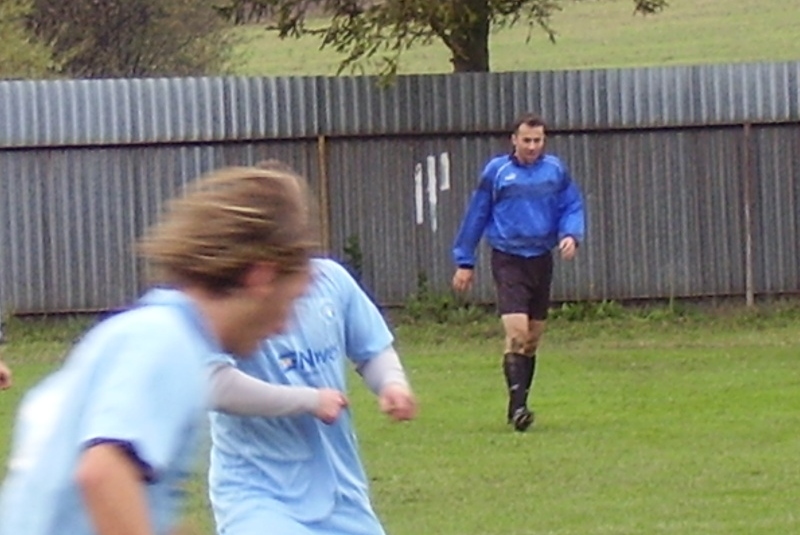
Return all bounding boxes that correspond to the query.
[452,113,586,431]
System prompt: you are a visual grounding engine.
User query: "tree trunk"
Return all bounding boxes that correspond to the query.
[447,0,491,72]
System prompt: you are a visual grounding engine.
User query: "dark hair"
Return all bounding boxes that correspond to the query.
[512,113,547,133]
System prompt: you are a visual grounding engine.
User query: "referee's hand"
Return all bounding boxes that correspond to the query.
[452,268,474,293]
[559,236,578,260]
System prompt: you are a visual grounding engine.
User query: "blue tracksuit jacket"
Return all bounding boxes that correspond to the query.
[452,153,585,268]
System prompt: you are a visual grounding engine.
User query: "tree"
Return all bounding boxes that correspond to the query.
[26,0,234,78]
[0,0,55,79]
[215,0,274,23]
[221,0,668,75]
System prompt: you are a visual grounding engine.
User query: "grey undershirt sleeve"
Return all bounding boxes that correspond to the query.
[208,364,319,417]
[356,346,410,395]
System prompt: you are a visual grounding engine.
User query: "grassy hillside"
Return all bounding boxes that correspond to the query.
[230,0,800,76]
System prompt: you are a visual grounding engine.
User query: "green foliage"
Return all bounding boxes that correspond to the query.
[342,234,364,281]
[0,0,56,79]
[400,272,489,324]
[221,0,666,76]
[26,0,234,78]
[550,298,716,323]
[637,297,693,321]
[550,299,626,321]
[396,289,800,334]
[215,0,273,24]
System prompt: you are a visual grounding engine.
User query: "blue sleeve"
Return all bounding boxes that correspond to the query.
[557,168,586,243]
[326,261,393,364]
[452,164,495,268]
[78,329,201,478]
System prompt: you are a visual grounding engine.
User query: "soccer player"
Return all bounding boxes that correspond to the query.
[0,165,315,535]
[452,113,585,432]
[207,256,418,535]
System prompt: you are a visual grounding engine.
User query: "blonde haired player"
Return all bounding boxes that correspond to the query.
[0,165,315,535]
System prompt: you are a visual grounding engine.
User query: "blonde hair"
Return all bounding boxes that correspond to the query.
[139,166,315,293]
[255,158,323,253]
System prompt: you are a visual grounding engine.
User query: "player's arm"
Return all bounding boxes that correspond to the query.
[356,347,417,421]
[208,364,347,422]
[75,442,154,535]
[557,167,585,245]
[76,326,207,535]
[324,259,418,421]
[356,346,409,395]
[452,168,495,270]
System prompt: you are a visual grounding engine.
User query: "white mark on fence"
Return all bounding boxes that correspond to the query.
[439,152,451,191]
[414,151,452,230]
[426,155,438,232]
[414,162,424,225]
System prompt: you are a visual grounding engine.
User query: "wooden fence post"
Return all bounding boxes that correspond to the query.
[743,123,755,307]
[317,134,331,254]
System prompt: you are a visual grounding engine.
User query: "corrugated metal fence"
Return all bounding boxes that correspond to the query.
[1,62,799,314]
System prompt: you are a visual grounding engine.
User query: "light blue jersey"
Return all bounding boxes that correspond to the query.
[209,258,393,534]
[0,289,219,535]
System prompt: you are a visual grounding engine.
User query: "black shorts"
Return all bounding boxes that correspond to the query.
[490,249,553,320]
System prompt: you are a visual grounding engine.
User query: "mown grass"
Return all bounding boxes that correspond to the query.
[2,300,800,534]
[228,0,800,77]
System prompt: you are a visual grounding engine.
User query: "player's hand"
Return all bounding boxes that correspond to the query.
[452,268,474,293]
[314,388,349,424]
[0,360,12,390]
[558,236,578,260]
[378,383,418,422]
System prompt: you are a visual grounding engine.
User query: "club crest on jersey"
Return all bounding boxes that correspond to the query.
[320,302,336,322]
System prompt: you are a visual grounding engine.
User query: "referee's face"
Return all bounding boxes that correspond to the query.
[511,124,546,165]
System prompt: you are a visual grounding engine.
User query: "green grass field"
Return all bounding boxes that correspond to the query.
[230,0,800,76]
[2,302,799,534]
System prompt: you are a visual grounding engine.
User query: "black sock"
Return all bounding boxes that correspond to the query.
[503,353,529,418]
[521,354,537,408]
